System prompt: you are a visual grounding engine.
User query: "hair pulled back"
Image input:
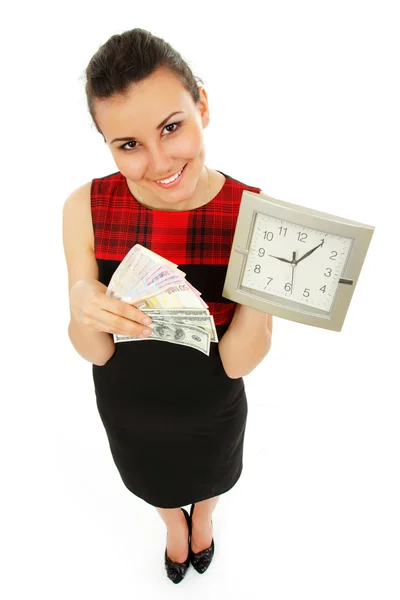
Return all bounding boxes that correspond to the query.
[82,28,204,139]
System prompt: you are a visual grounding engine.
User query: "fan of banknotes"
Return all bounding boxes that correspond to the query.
[105,244,218,356]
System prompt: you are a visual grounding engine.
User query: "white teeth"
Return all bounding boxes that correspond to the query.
[157,167,183,184]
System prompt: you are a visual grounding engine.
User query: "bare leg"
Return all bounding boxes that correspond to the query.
[156,507,190,564]
[191,495,219,554]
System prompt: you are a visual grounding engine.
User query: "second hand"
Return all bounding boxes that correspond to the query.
[290,251,297,295]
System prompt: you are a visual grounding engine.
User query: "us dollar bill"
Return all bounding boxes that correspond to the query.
[114,320,210,356]
[141,308,218,342]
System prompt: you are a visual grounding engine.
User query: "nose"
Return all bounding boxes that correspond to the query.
[146,143,174,178]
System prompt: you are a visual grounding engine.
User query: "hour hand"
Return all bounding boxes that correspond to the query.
[268,254,293,264]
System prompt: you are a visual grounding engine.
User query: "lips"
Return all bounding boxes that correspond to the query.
[153,163,187,188]
[155,164,187,183]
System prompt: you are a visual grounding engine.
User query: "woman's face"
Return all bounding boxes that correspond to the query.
[94,67,210,209]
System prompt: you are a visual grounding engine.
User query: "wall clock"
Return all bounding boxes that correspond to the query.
[222,190,374,331]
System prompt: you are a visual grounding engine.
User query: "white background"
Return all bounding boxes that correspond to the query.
[2,0,399,597]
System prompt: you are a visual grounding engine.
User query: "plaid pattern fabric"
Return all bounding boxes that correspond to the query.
[91,170,261,326]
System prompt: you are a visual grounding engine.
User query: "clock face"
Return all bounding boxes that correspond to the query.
[241,213,353,312]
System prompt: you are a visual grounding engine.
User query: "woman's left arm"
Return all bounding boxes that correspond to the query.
[218,304,273,379]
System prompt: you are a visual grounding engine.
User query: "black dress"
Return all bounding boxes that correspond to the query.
[91,169,261,508]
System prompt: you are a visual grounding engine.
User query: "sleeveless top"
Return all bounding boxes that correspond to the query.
[90,169,261,329]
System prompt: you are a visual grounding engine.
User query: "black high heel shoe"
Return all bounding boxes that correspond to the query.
[164,508,191,584]
[189,503,215,574]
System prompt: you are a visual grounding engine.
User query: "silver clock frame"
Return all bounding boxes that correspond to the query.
[222,190,374,332]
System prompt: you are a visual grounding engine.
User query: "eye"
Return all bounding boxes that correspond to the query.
[119,121,183,151]
[164,122,181,134]
[120,140,138,151]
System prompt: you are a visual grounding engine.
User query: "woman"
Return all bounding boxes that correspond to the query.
[63,28,273,584]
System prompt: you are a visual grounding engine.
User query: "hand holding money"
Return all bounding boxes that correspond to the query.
[69,279,153,338]
[106,244,218,355]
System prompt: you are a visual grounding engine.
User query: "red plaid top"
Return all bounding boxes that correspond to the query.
[91,170,261,327]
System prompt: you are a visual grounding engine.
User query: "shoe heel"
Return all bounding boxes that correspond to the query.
[189,503,215,574]
[164,508,191,584]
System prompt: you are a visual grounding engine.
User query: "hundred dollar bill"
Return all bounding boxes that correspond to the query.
[114,308,218,343]
[142,308,218,342]
[114,320,210,356]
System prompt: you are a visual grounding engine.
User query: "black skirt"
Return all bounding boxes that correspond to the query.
[92,323,247,508]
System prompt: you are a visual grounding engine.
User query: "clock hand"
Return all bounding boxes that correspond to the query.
[295,241,324,265]
[269,254,293,264]
[290,252,297,293]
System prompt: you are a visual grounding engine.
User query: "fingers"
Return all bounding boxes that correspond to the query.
[94,289,152,337]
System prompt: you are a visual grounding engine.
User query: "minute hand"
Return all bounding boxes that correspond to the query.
[295,242,324,265]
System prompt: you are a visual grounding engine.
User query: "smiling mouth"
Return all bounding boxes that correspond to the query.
[154,163,187,184]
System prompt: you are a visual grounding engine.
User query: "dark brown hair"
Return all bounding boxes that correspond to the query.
[82,28,204,141]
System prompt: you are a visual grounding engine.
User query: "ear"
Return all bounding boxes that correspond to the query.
[197,87,210,128]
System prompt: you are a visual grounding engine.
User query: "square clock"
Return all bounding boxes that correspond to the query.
[222,190,375,331]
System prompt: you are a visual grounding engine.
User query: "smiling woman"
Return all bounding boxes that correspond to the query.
[84,33,215,212]
[65,27,272,583]
[90,64,213,212]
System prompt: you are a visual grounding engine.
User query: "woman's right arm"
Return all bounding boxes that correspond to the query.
[62,182,115,366]
[62,182,152,366]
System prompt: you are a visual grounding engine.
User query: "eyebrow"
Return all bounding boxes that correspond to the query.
[110,111,185,144]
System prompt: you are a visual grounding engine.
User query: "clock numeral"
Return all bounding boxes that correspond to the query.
[303,288,310,298]
[329,251,337,260]
[266,277,273,285]
[324,268,332,277]
[254,264,262,274]
[297,232,308,243]
[258,247,265,257]
[284,282,292,292]
[320,285,327,293]
[263,230,274,241]
[278,226,287,236]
